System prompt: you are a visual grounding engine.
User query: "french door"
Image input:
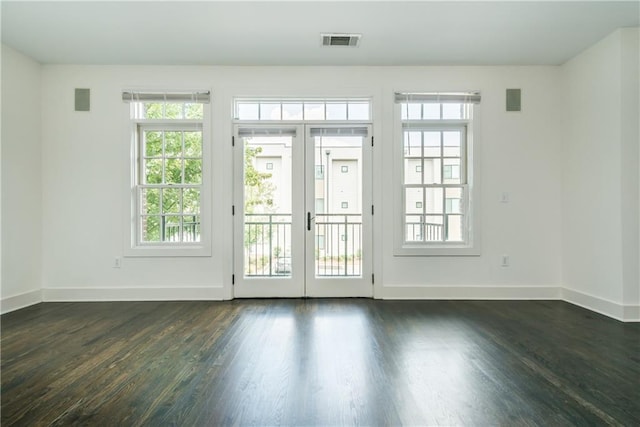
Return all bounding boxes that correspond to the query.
[233,124,372,297]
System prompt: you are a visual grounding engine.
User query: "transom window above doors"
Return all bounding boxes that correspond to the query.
[234,98,371,121]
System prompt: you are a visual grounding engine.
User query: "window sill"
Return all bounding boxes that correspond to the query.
[124,244,211,258]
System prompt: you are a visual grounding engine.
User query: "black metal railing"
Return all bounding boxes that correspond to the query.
[242,213,363,277]
[163,216,200,242]
[244,213,292,276]
[314,214,362,277]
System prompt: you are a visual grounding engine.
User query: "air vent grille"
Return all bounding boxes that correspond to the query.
[321,33,361,47]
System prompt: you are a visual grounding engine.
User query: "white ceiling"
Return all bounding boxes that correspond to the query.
[2,1,638,66]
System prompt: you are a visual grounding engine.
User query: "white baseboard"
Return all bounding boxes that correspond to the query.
[376,285,561,300]
[1,289,43,314]
[42,286,227,302]
[6,285,638,323]
[562,288,640,322]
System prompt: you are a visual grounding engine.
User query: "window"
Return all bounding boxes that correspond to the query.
[266,162,274,170]
[341,165,349,173]
[123,91,211,256]
[395,92,480,255]
[234,98,370,121]
[341,202,349,209]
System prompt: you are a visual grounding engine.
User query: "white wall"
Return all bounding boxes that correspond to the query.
[619,29,640,313]
[1,44,43,312]
[38,65,563,302]
[561,28,640,321]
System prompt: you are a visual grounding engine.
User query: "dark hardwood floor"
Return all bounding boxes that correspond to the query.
[1,299,639,426]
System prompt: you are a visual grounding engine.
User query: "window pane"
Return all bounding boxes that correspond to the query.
[183,215,200,242]
[446,187,463,211]
[164,131,182,157]
[142,188,160,214]
[237,103,259,120]
[443,131,461,157]
[405,215,423,242]
[425,187,443,214]
[184,131,202,157]
[423,158,442,184]
[144,131,163,157]
[144,159,162,184]
[304,103,325,120]
[165,158,183,184]
[144,103,163,119]
[404,131,421,157]
[165,103,183,119]
[442,103,462,119]
[405,188,423,214]
[446,215,463,242]
[260,103,281,120]
[407,103,421,120]
[183,188,200,214]
[404,159,421,184]
[163,215,182,242]
[184,159,202,184]
[142,216,161,242]
[282,103,303,120]
[423,103,440,119]
[348,102,369,120]
[423,132,441,157]
[424,215,444,241]
[162,188,181,214]
[185,103,203,120]
[400,103,408,120]
[443,159,461,184]
[326,103,347,120]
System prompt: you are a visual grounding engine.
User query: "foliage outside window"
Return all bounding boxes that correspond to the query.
[139,125,203,243]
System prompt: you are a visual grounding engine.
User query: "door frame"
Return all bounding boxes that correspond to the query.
[232,123,373,298]
[304,124,373,297]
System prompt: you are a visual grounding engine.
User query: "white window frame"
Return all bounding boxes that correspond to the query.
[123,91,212,257]
[394,92,481,256]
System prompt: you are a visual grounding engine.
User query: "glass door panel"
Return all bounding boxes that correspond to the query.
[305,126,372,297]
[234,126,304,297]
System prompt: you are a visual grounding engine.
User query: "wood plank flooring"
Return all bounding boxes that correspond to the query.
[2,299,639,426]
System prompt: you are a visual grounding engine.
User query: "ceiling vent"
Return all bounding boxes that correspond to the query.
[321,33,361,47]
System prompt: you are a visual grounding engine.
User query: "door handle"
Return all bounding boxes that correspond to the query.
[307,212,312,231]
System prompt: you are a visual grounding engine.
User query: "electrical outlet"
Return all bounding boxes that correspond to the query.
[500,192,510,203]
[501,255,509,267]
[113,257,121,268]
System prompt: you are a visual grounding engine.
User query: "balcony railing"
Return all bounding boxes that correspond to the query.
[315,214,362,277]
[243,213,363,277]
[406,220,443,242]
[163,216,200,242]
[244,213,292,276]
